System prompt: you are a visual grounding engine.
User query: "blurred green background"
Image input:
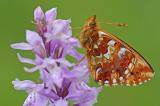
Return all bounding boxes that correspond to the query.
[0,0,159,106]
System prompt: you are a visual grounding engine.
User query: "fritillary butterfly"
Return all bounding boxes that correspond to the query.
[80,15,154,86]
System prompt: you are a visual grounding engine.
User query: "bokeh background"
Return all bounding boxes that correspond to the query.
[0,0,159,106]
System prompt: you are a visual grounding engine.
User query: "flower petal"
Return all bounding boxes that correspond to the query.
[51,19,70,36]
[68,82,102,106]
[51,69,63,88]
[26,30,43,46]
[34,6,44,22]
[63,63,89,83]
[17,53,36,65]
[62,19,72,37]
[65,48,83,61]
[68,37,80,47]
[23,92,48,106]
[12,79,36,92]
[23,92,36,106]
[45,8,57,23]
[11,42,33,50]
[24,65,43,73]
[26,30,46,57]
[54,98,68,106]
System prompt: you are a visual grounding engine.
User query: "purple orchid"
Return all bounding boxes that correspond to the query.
[11,6,102,106]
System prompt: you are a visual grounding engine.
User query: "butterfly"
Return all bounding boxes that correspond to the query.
[80,15,154,86]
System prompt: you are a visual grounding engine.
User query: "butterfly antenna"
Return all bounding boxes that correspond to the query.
[99,21,128,27]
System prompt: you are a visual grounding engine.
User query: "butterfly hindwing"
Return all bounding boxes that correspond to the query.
[87,31,154,86]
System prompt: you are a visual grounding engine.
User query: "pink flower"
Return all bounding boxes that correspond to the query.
[11,6,101,106]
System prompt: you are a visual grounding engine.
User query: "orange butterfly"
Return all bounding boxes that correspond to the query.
[80,15,154,86]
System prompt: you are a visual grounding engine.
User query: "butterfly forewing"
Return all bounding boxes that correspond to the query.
[80,16,154,87]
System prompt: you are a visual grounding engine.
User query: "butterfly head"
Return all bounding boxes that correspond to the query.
[80,15,98,49]
[87,15,97,28]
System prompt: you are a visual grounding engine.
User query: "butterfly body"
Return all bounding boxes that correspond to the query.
[80,15,154,86]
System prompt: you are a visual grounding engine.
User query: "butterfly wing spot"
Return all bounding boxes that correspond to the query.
[104,53,110,59]
[98,31,106,37]
[90,54,103,65]
[119,76,124,81]
[118,48,127,59]
[103,40,116,59]
[98,80,103,85]
[112,78,117,83]
[132,58,137,64]
[138,81,143,85]
[128,63,133,69]
[133,83,137,86]
[107,40,116,46]
[96,53,103,58]
[144,80,147,83]
[104,80,109,84]
[96,67,103,79]
[124,69,129,75]
[126,84,131,86]
[94,44,98,48]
